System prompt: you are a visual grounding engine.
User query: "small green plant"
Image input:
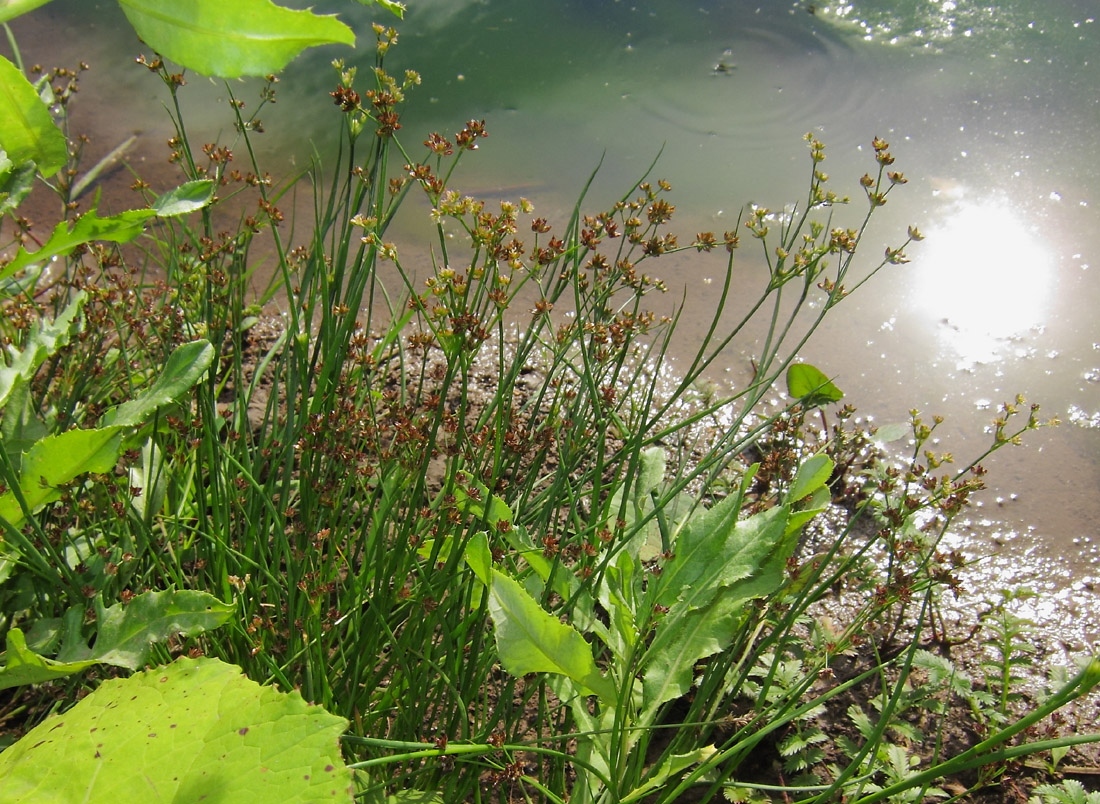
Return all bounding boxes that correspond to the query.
[1030,780,1100,804]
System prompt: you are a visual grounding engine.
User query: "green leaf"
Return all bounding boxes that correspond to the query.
[873,421,910,444]
[151,178,215,217]
[786,363,843,408]
[0,202,153,282]
[488,568,616,703]
[464,531,492,587]
[0,425,123,528]
[0,657,352,802]
[0,0,55,23]
[642,506,795,711]
[453,470,513,530]
[59,590,234,669]
[116,0,355,78]
[0,55,67,177]
[0,149,36,216]
[0,290,85,409]
[0,628,98,691]
[387,794,443,804]
[353,0,405,19]
[0,591,232,689]
[787,454,833,503]
[99,339,213,428]
[653,498,788,613]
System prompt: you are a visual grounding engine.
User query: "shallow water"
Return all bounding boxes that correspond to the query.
[6,0,1098,635]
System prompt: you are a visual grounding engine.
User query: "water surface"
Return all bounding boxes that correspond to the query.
[7,0,1098,638]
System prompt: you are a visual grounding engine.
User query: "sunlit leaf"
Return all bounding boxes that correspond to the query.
[117,0,355,78]
[99,339,213,427]
[0,0,54,23]
[0,657,353,802]
[353,0,405,19]
[0,628,98,691]
[787,453,833,503]
[786,363,843,408]
[873,421,910,444]
[151,178,215,217]
[0,149,36,215]
[0,291,84,408]
[0,590,232,689]
[0,426,124,529]
[0,201,153,282]
[0,55,66,177]
[60,590,234,669]
[487,568,616,702]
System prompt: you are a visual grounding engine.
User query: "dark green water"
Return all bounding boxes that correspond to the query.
[7,0,1099,638]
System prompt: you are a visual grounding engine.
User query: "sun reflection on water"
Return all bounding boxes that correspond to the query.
[913,196,1055,364]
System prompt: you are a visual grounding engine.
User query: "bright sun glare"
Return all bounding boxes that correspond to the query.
[913,197,1055,363]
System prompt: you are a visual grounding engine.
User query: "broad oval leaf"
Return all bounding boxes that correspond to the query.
[0,55,67,177]
[117,0,356,78]
[99,339,214,428]
[0,590,233,689]
[787,453,834,503]
[488,569,616,703]
[786,362,843,408]
[0,657,353,803]
[152,178,215,217]
[0,426,124,529]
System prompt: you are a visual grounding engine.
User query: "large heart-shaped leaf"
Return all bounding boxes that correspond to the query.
[0,657,353,803]
[117,0,355,78]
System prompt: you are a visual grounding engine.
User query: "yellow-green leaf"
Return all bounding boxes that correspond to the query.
[117,0,355,78]
[0,55,67,177]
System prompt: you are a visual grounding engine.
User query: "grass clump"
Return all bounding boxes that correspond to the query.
[0,5,1097,803]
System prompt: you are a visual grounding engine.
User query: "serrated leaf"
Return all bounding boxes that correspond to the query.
[117,0,355,78]
[0,201,153,282]
[0,290,84,409]
[0,55,66,177]
[0,150,36,216]
[0,657,353,803]
[353,0,405,18]
[0,628,98,690]
[0,591,231,689]
[0,425,124,528]
[786,363,843,408]
[654,501,789,612]
[99,339,213,428]
[151,179,215,217]
[59,590,234,669]
[488,568,616,703]
[641,565,790,711]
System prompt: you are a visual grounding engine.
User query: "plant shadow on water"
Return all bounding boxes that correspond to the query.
[0,2,1098,803]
